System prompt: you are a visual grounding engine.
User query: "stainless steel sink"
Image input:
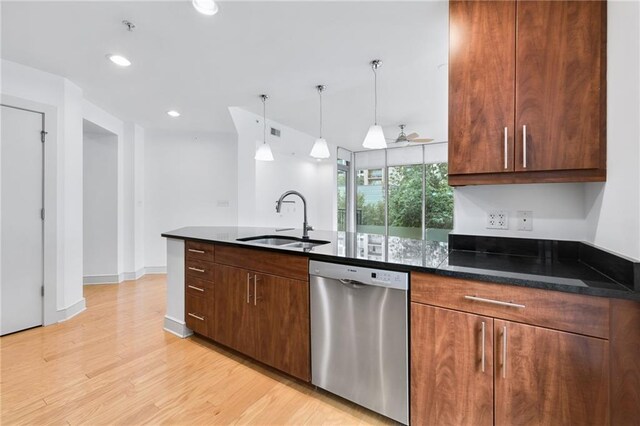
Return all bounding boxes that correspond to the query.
[237,235,330,249]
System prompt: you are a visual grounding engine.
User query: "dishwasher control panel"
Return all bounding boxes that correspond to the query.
[309,260,408,290]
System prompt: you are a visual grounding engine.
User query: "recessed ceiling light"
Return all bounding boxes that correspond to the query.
[107,54,131,67]
[192,0,219,16]
[167,110,181,118]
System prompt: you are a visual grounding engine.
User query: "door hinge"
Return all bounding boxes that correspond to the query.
[41,285,44,297]
[41,208,45,221]
[41,130,48,143]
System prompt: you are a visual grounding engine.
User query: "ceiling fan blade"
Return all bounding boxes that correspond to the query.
[409,138,435,143]
[406,132,419,140]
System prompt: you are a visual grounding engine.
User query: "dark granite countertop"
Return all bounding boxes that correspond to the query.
[161,226,640,301]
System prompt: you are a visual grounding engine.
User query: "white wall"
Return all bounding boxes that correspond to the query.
[144,129,238,268]
[453,184,588,241]
[453,1,640,260]
[133,124,145,275]
[584,0,640,260]
[1,59,146,323]
[1,59,85,320]
[230,107,335,233]
[83,131,118,278]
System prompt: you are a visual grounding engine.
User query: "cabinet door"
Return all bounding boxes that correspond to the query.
[212,264,257,359]
[494,320,609,425]
[411,303,494,426]
[449,0,516,175]
[515,0,605,172]
[255,274,310,382]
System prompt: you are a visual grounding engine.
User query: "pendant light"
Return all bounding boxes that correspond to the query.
[255,94,274,161]
[310,85,330,159]
[362,59,387,149]
[192,0,219,16]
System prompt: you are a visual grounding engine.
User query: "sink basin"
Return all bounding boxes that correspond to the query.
[237,235,330,249]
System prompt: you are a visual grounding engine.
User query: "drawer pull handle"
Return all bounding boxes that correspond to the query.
[188,313,205,321]
[502,326,508,378]
[188,267,205,273]
[246,273,251,304]
[188,285,204,292]
[481,321,486,373]
[523,125,527,168]
[503,127,508,169]
[464,295,525,309]
[188,249,205,254]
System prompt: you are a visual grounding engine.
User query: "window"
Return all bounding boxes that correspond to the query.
[337,168,347,232]
[388,164,423,239]
[356,168,385,235]
[345,144,454,242]
[337,157,350,232]
[425,163,453,242]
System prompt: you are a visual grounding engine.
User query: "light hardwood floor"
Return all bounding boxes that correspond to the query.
[1,275,393,425]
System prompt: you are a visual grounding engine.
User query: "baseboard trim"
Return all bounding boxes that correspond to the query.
[83,274,121,285]
[146,266,167,274]
[163,315,192,338]
[57,298,86,322]
[121,268,146,281]
[84,267,162,285]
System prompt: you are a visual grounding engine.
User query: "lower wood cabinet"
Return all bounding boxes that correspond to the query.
[212,263,311,382]
[494,319,609,425]
[185,293,212,337]
[411,272,615,425]
[255,273,310,381]
[411,304,494,426]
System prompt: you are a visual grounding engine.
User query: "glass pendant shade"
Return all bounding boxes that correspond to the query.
[363,125,387,149]
[310,137,330,159]
[255,142,274,161]
[192,0,219,15]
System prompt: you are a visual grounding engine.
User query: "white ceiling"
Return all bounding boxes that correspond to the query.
[1,0,449,151]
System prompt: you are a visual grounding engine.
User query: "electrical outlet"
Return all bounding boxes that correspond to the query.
[517,210,533,231]
[486,210,509,230]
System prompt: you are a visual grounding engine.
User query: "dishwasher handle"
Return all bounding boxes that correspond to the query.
[338,279,367,289]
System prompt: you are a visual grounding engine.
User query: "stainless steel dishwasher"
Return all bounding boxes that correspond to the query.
[309,260,409,424]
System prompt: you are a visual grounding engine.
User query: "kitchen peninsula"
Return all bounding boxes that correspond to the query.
[162,226,640,425]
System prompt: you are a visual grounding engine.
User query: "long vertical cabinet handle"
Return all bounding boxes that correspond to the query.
[481,321,486,373]
[522,125,527,168]
[246,273,251,304]
[502,326,508,378]
[253,275,258,306]
[504,127,508,169]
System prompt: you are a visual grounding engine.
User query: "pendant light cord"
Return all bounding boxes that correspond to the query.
[373,63,378,126]
[319,88,323,138]
[262,96,267,144]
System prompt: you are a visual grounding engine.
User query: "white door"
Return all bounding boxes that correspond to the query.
[1,105,44,335]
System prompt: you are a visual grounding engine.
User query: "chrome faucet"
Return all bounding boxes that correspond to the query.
[275,190,313,239]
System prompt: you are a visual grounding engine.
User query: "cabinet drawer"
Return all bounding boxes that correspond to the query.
[185,276,213,298]
[186,259,215,282]
[411,272,610,339]
[186,241,215,263]
[185,293,211,337]
[215,245,308,281]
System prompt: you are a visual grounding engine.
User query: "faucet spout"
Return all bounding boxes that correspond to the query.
[275,190,312,239]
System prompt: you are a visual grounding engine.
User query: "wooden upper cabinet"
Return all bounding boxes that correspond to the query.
[448,0,607,185]
[515,0,606,172]
[449,0,516,175]
[494,320,610,426]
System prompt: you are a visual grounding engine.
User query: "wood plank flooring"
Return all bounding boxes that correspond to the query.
[1,275,393,425]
